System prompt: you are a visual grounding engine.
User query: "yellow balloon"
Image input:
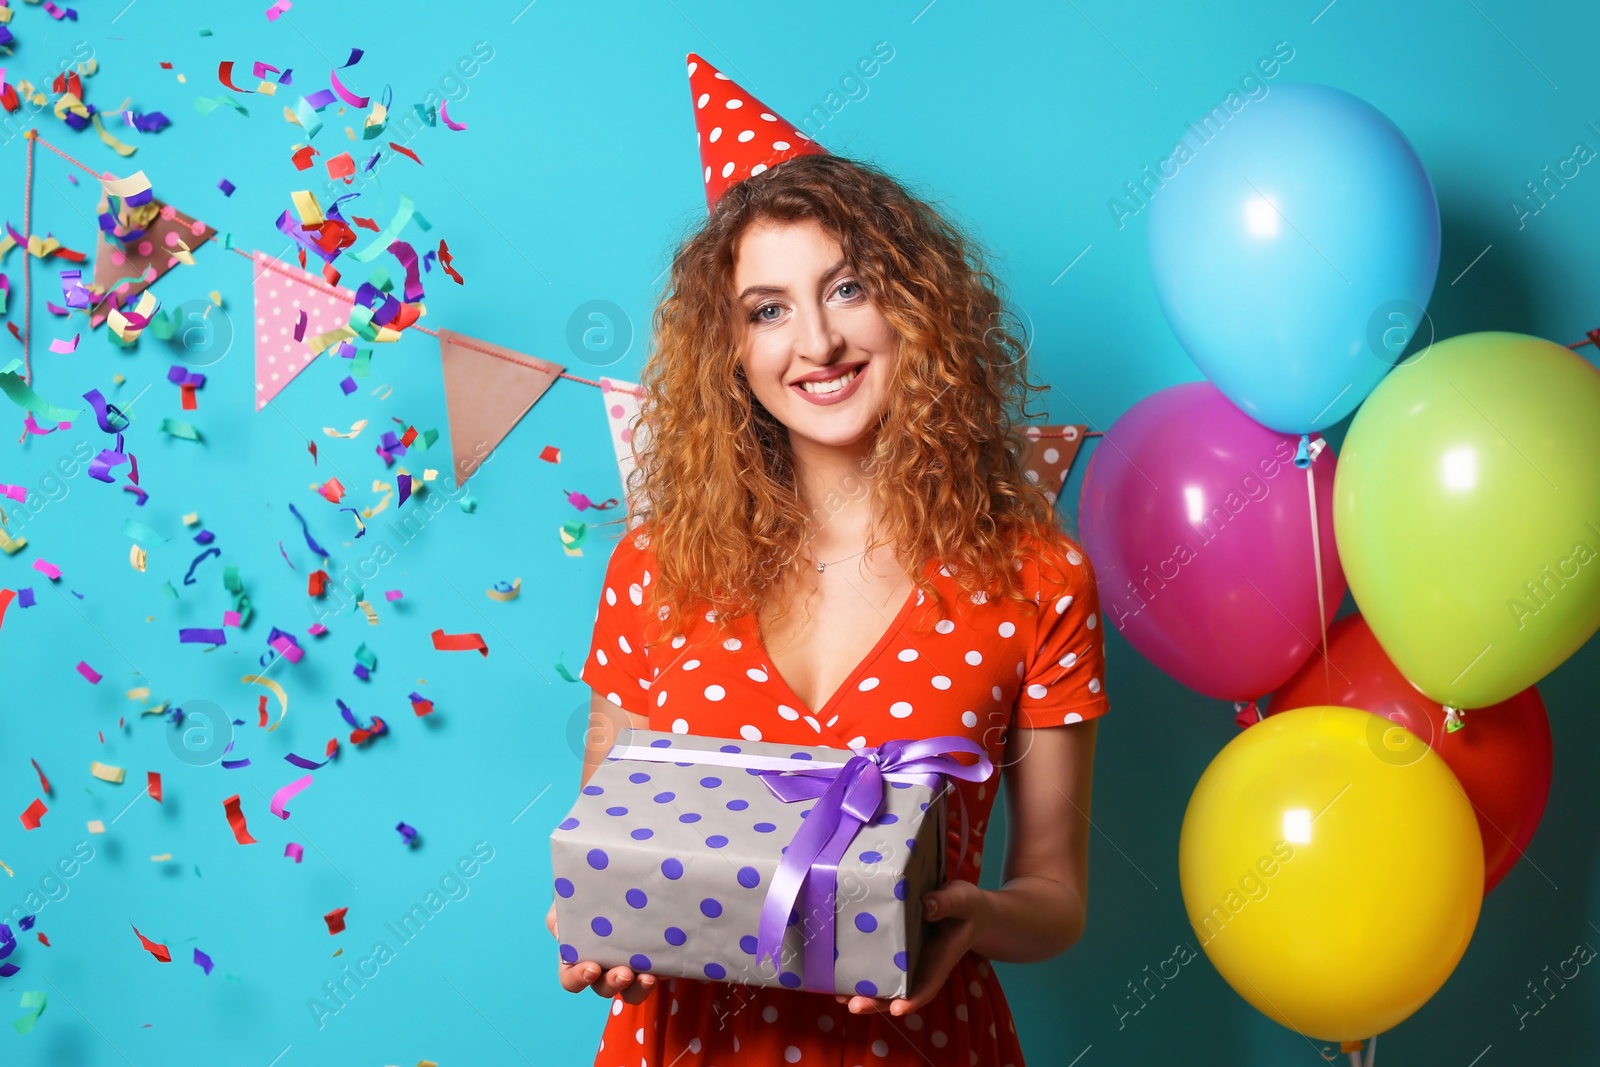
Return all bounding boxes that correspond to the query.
[1178,705,1483,1042]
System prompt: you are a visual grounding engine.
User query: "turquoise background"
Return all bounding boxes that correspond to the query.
[2,0,1598,1063]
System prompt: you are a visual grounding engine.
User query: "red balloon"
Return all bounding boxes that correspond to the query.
[1268,612,1552,893]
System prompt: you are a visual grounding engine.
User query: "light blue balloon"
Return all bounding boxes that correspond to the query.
[1147,83,1440,435]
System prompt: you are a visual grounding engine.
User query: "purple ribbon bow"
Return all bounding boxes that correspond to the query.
[752,735,994,993]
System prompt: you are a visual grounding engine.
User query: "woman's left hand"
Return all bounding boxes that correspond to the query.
[835,878,992,1016]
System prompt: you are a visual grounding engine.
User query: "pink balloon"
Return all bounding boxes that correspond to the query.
[1077,381,1345,702]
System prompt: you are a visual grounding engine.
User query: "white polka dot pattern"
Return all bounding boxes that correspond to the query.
[686,51,827,213]
[577,523,1105,1064]
[1019,425,1087,506]
[252,251,359,410]
[1009,535,1108,726]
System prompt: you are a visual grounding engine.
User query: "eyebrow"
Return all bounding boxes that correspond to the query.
[737,258,849,302]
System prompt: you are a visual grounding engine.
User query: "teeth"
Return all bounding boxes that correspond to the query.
[798,366,859,394]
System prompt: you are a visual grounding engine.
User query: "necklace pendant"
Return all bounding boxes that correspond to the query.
[816,561,825,572]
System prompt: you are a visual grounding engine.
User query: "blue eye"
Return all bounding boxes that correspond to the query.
[747,279,864,323]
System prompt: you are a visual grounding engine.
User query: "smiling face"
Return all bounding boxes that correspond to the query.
[733,217,899,455]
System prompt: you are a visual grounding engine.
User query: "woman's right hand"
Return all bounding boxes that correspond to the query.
[548,898,661,1004]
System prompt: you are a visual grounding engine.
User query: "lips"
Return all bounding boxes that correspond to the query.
[790,360,868,406]
[789,361,867,386]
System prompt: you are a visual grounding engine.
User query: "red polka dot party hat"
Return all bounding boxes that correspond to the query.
[686,52,828,213]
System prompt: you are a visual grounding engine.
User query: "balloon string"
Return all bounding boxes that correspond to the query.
[1365,1033,1378,1067]
[1305,438,1331,703]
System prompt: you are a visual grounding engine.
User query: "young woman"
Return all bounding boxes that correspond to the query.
[550,152,1109,1066]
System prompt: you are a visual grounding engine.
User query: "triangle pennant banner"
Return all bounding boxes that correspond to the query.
[599,376,649,527]
[89,198,216,328]
[439,328,564,485]
[252,251,358,410]
[1020,425,1090,507]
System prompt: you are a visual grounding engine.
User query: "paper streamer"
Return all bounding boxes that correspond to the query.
[11,991,47,1034]
[346,194,414,263]
[131,922,172,962]
[182,547,221,585]
[159,418,201,441]
[287,502,330,558]
[486,578,521,601]
[431,628,487,656]
[269,775,312,819]
[89,761,125,783]
[20,798,47,830]
[329,68,368,108]
[0,359,84,425]
[243,674,289,732]
[222,794,258,844]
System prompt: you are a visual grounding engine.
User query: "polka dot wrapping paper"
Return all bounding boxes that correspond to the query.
[549,729,947,999]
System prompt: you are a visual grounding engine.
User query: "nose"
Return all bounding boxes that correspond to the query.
[791,300,845,366]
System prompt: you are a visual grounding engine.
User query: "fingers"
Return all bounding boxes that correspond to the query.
[842,994,893,1014]
[904,930,965,1008]
[545,902,559,939]
[558,961,602,994]
[558,960,662,1003]
[620,972,660,1004]
[589,965,636,998]
[922,878,981,922]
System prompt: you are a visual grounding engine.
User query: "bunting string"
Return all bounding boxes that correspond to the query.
[17,131,1148,437]
[20,131,38,385]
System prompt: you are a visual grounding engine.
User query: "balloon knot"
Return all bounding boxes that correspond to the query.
[1293,434,1312,469]
[1340,1040,1365,1054]
[1443,706,1465,733]
[1233,699,1262,729]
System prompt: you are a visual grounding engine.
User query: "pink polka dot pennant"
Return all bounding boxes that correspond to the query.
[252,250,358,410]
[599,376,650,526]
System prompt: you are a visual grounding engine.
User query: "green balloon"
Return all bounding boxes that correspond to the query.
[1334,331,1600,708]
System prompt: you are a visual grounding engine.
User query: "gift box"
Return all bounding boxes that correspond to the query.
[549,730,992,998]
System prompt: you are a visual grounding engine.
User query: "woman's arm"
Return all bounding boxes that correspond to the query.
[580,693,649,786]
[967,718,1097,961]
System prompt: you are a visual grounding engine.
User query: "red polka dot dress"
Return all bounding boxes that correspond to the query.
[577,523,1110,1067]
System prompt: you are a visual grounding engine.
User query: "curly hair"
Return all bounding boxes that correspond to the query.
[613,152,1069,651]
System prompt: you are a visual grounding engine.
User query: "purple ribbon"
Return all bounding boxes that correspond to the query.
[752,736,993,993]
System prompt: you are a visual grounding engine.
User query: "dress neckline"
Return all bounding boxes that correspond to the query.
[747,557,932,723]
